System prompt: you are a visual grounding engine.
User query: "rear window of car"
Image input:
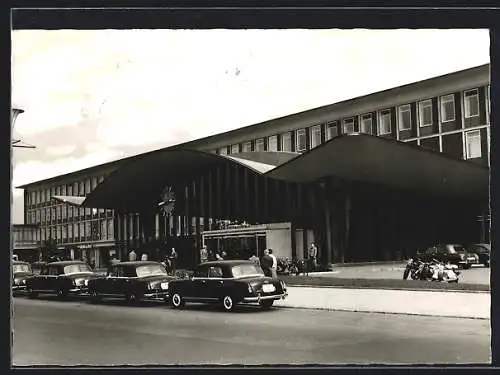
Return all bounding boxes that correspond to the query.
[64,263,92,274]
[232,264,264,278]
[13,264,31,273]
[136,264,168,277]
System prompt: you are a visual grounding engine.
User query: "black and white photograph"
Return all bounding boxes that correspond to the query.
[10,25,491,366]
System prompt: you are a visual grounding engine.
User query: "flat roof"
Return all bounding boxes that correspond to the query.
[17,63,490,189]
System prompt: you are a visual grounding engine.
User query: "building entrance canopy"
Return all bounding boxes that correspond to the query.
[81,133,488,212]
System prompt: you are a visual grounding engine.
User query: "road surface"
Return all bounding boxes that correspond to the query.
[12,296,490,366]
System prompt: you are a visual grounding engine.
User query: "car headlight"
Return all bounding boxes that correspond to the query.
[160,282,169,290]
[248,284,253,293]
[84,279,89,286]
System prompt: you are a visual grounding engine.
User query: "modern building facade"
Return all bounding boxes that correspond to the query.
[17,64,491,268]
[12,224,40,262]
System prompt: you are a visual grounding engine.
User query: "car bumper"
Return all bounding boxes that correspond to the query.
[143,292,170,301]
[12,285,27,292]
[243,292,288,303]
[68,287,89,295]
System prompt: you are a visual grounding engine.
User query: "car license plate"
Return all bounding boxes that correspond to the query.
[262,284,275,293]
[160,282,169,289]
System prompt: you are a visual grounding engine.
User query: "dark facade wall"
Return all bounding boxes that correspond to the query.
[346,186,482,262]
[420,137,440,153]
[442,133,463,160]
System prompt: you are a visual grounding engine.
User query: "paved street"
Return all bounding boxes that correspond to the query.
[313,264,490,285]
[12,297,490,366]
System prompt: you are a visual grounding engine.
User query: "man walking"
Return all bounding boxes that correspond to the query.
[268,249,278,279]
[308,243,318,272]
[200,245,208,263]
[260,249,273,278]
[128,249,137,262]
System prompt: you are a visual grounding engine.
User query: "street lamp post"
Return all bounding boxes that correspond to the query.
[11,108,35,149]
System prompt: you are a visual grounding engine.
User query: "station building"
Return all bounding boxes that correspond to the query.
[17,64,491,269]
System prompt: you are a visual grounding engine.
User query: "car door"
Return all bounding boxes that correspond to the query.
[207,266,225,300]
[31,266,48,290]
[105,265,123,295]
[190,265,209,300]
[46,265,60,291]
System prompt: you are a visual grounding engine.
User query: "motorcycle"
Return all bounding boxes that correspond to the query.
[403,258,459,283]
[428,259,460,283]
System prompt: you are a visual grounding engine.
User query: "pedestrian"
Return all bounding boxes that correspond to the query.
[249,253,260,267]
[128,249,137,262]
[308,243,318,272]
[200,245,208,263]
[260,249,273,278]
[110,254,120,265]
[268,249,278,279]
[141,252,148,261]
[169,248,178,275]
[215,252,224,261]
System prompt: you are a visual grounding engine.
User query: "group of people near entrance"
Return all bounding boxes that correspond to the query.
[199,243,319,278]
[108,247,179,275]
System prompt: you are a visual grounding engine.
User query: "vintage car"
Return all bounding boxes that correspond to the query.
[25,261,99,299]
[12,261,34,294]
[415,244,478,269]
[87,261,175,304]
[168,260,288,311]
[466,243,490,267]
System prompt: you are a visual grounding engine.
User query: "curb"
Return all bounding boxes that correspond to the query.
[287,284,491,294]
[275,305,490,320]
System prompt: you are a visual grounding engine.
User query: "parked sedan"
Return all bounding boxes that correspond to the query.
[87,261,175,304]
[467,243,490,267]
[415,244,477,269]
[168,260,288,312]
[25,261,99,299]
[12,261,34,294]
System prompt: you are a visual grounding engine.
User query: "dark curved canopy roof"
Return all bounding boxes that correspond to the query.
[83,149,281,211]
[266,133,489,200]
[81,134,488,211]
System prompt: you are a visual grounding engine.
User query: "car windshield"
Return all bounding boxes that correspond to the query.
[231,264,265,278]
[451,245,466,253]
[136,264,168,277]
[64,264,92,274]
[13,264,31,273]
[475,244,491,252]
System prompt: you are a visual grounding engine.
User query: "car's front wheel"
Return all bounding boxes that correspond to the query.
[222,295,236,312]
[259,299,274,310]
[56,288,68,299]
[170,292,184,309]
[89,290,101,304]
[126,293,141,305]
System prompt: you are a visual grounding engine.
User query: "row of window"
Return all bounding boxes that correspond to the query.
[12,228,37,242]
[26,205,110,224]
[26,174,106,207]
[216,86,490,155]
[37,219,115,243]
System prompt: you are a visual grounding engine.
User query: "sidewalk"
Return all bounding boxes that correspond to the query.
[275,286,490,319]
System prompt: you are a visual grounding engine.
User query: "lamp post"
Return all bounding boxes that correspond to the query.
[11,108,35,149]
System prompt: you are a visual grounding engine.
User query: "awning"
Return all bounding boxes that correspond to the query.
[52,195,86,207]
[266,133,489,200]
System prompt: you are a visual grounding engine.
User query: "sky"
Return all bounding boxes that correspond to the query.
[11,29,490,224]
